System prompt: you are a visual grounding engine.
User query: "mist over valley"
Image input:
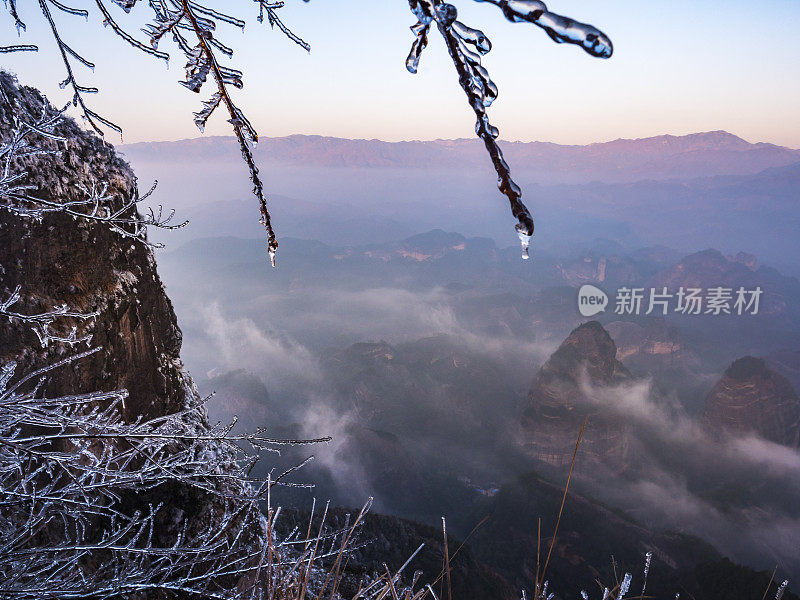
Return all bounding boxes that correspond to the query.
[124,132,800,595]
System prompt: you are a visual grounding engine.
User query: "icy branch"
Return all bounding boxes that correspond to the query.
[0,285,98,347]
[405,0,612,259]
[0,92,188,247]
[0,349,375,599]
[3,0,311,266]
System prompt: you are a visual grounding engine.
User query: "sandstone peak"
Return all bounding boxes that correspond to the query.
[704,356,800,447]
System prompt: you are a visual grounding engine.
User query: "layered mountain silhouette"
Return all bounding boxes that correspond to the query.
[323,336,518,445]
[703,356,800,447]
[121,131,800,183]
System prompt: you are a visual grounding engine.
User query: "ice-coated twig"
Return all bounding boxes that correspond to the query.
[255,0,311,52]
[474,1,612,58]
[0,285,98,348]
[0,92,187,247]
[617,572,632,600]
[0,349,363,599]
[178,0,279,266]
[3,0,311,266]
[36,0,124,139]
[776,580,789,600]
[405,0,612,259]
[641,550,653,596]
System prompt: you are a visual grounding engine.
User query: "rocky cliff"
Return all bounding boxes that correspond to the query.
[0,72,256,576]
[520,321,631,469]
[703,356,800,447]
[0,71,189,422]
[647,249,799,319]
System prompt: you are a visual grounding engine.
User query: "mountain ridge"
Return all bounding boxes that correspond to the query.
[121,130,797,153]
[119,131,800,183]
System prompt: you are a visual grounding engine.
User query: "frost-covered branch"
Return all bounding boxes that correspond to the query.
[177,0,279,265]
[0,349,379,599]
[3,0,310,265]
[405,0,612,258]
[37,0,124,138]
[0,88,187,247]
[0,284,98,347]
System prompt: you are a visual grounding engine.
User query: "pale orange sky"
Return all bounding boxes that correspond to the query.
[3,0,799,148]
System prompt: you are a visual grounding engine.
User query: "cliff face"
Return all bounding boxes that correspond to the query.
[519,321,631,469]
[606,319,683,369]
[647,249,797,318]
[0,72,220,556]
[0,72,190,422]
[703,356,800,448]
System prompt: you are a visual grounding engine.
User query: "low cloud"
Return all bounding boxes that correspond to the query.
[573,374,800,575]
[200,302,322,391]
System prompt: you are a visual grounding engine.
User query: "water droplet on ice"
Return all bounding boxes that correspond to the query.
[435,3,458,27]
[517,229,532,260]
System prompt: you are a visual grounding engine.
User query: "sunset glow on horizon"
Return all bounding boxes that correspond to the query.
[3,0,799,148]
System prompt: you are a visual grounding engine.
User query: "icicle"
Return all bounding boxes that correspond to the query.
[406,21,430,73]
[618,573,632,600]
[776,581,789,600]
[517,226,531,260]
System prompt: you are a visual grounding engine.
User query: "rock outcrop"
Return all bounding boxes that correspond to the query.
[520,321,631,469]
[647,249,798,318]
[703,356,800,447]
[0,72,189,422]
[0,72,260,576]
[606,318,688,373]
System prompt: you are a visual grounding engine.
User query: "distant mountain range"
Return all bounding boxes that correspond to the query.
[124,132,800,274]
[159,229,800,376]
[120,131,800,184]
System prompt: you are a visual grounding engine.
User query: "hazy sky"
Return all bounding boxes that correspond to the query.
[3,1,800,146]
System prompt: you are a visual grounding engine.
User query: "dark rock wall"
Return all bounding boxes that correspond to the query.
[0,72,190,421]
